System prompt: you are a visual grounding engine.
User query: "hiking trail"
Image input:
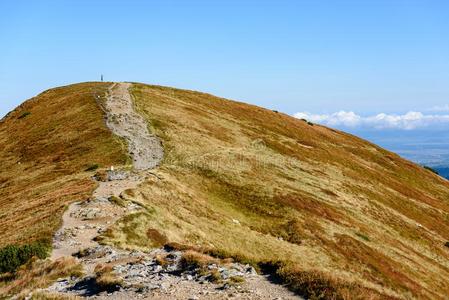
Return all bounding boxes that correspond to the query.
[47,83,299,299]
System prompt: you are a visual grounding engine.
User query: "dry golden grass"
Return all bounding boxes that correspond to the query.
[94,263,123,289]
[95,83,449,299]
[3,82,449,298]
[0,257,83,299]
[179,250,218,270]
[0,82,129,246]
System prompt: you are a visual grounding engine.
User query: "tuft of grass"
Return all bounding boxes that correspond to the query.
[94,263,123,291]
[229,275,245,284]
[207,269,222,283]
[179,250,218,270]
[445,241,449,248]
[108,195,127,207]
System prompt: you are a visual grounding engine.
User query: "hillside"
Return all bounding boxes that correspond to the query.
[0,82,129,246]
[1,82,449,299]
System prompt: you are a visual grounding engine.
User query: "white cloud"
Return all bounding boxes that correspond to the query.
[294,110,449,130]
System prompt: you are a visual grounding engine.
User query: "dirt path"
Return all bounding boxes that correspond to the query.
[51,82,162,263]
[105,82,163,170]
[47,83,300,299]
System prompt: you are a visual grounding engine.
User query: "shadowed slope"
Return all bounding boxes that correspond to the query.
[97,83,449,299]
[0,82,129,246]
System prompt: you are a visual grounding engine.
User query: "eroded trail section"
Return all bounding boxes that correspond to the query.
[105,82,163,170]
[51,82,162,261]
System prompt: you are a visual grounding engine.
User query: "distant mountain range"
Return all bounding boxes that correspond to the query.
[350,129,449,179]
[433,167,449,179]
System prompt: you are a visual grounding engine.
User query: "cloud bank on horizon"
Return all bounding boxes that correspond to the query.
[294,110,449,130]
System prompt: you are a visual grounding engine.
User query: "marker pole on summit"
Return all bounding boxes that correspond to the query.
[101,74,104,82]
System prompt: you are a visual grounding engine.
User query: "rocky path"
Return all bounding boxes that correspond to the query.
[105,82,163,170]
[51,82,162,262]
[46,83,300,299]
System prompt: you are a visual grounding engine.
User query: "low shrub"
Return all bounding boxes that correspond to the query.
[423,165,439,175]
[0,240,50,274]
[444,241,449,248]
[18,111,31,119]
[85,164,99,172]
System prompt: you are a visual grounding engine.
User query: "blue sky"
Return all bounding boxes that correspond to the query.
[1,0,449,123]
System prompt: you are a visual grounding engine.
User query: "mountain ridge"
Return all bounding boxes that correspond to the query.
[1,82,449,299]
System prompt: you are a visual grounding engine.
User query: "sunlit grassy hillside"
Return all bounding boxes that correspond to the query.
[99,83,449,299]
[2,82,449,299]
[0,82,128,246]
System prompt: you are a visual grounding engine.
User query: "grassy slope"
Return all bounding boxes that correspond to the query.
[100,83,449,299]
[0,82,128,247]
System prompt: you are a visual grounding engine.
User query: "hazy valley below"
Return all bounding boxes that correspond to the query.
[349,129,449,178]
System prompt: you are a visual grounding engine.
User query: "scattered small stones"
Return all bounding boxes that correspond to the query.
[46,245,259,298]
[107,170,129,181]
[71,207,106,220]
